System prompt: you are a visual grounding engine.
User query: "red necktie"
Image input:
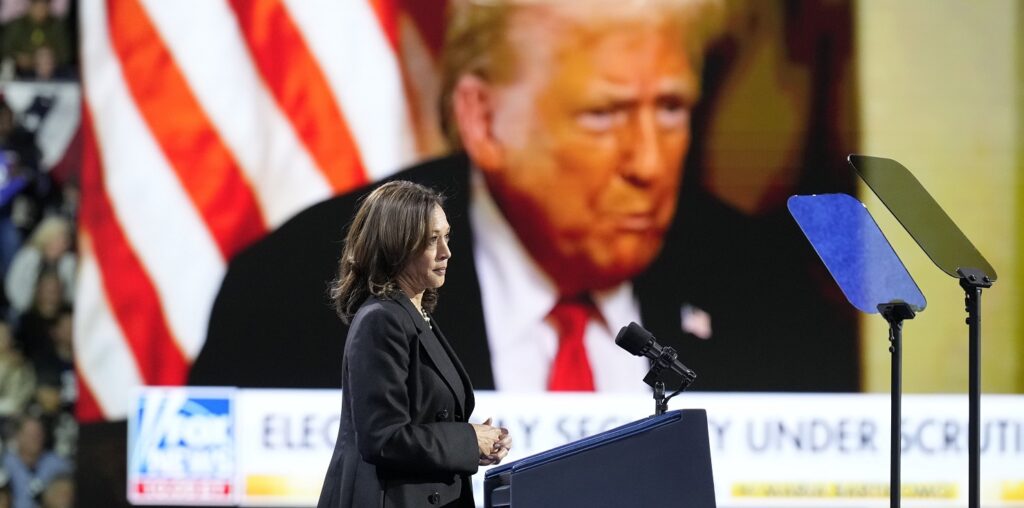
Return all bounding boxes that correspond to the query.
[547,297,595,391]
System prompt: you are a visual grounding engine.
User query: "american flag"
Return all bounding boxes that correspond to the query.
[76,0,445,422]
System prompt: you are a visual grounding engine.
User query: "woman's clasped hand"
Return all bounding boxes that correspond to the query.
[472,417,512,466]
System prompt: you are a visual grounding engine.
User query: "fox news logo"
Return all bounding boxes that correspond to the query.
[128,388,236,505]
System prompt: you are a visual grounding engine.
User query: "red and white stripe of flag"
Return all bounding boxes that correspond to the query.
[77,0,421,421]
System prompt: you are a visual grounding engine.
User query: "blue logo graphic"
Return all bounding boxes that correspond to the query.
[128,388,236,504]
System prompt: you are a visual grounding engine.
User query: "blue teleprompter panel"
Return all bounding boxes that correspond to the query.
[788,193,926,314]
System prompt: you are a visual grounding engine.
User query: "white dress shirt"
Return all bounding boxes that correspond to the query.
[469,171,649,392]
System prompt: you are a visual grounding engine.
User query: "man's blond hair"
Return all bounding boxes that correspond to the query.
[438,0,723,150]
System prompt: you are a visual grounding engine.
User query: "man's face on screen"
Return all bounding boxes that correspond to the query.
[479,6,697,295]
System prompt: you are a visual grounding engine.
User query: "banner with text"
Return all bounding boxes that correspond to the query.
[127,389,1024,507]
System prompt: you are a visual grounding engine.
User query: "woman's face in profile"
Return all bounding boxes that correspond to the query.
[399,205,452,296]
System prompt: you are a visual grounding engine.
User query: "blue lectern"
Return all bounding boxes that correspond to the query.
[484,409,715,508]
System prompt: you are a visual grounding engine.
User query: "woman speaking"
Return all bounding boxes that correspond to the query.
[317,181,511,508]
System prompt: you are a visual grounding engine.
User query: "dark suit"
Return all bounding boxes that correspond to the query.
[317,294,478,508]
[191,153,859,393]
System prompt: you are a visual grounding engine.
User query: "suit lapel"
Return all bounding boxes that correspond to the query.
[430,319,475,415]
[396,295,467,411]
[396,293,428,333]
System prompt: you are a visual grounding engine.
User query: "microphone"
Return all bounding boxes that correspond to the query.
[615,322,697,385]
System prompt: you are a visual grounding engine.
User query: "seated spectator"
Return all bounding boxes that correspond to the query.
[1,0,71,79]
[0,472,11,508]
[36,473,70,508]
[26,367,74,460]
[29,46,71,81]
[12,270,65,360]
[5,216,74,316]
[29,306,70,405]
[0,322,34,431]
[0,101,39,166]
[42,178,74,227]
[34,308,73,461]
[1,415,70,508]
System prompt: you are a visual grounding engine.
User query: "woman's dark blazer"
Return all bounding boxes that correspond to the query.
[317,293,480,508]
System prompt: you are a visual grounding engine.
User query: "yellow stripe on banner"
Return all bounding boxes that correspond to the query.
[731,482,958,500]
[902,483,959,499]
[245,475,323,499]
[1004,481,1024,501]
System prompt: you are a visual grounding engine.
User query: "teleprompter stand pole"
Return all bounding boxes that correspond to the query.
[957,267,993,508]
[878,302,915,508]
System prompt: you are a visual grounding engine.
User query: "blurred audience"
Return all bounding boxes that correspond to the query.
[1,415,70,508]
[0,473,12,508]
[28,382,72,462]
[1,0,71,80]
[41,179,72,227]
[0,101,39,170]
[5,216,74,316]
[29,306,70,400]
[36,473,70,508]
[0,98,44,287]
[28,46,70,82]
[0,0,69,25]
[0,322,34,430]
[11,270,66,362]
[0,0,79,502]
[28,308,74,460]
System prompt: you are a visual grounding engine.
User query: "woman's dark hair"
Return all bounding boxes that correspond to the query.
[330,181,445,324]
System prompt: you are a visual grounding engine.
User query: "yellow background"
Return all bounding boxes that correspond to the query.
[857,0,1022,392]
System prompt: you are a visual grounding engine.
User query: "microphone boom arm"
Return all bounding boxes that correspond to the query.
[643,346,696,416]
[615,322,698,416]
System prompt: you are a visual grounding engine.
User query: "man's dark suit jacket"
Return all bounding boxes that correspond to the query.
[191,153,859,392]
[317,294,478,508]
